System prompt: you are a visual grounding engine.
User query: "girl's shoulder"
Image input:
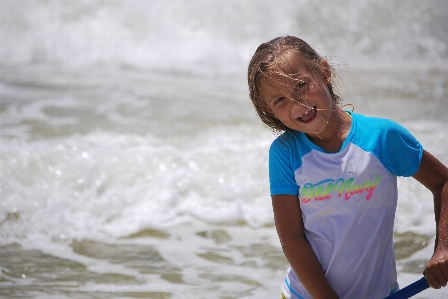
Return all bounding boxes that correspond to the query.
[353,112,397,129]
[351,112,423,176]
[352,112,416,142]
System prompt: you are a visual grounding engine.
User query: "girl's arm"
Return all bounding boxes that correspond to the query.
[412,150,448,289]
[272,194,340,299]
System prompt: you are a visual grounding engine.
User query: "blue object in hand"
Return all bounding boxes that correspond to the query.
[384,277,429,299]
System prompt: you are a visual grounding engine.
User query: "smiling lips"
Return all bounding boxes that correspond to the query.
[297,106,317,123]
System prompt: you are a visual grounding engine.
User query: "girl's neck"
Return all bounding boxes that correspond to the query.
[306,109,352,153]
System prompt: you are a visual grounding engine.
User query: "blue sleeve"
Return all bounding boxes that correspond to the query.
[360,117,423,177]
[269,138,300,196]
[381,121,423,176]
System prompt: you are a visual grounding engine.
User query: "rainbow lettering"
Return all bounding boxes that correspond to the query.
[299,175,380,204]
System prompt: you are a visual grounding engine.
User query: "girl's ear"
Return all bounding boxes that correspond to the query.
[320,59,332,84]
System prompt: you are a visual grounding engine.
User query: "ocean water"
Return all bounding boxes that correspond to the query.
[1,1,448,299]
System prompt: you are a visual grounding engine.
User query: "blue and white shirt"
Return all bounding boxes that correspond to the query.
[269,112,423,299]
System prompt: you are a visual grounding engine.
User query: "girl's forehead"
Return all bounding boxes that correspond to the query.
[260,69,307,90]
[260,73,295,89]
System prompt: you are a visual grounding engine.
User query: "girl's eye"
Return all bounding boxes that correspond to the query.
[274,97,285,106]
[295,81,307,91]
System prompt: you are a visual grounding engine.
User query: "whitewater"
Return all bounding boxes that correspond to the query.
[1,1,447,298]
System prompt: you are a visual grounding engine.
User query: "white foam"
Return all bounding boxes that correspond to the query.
[1,1,447,73]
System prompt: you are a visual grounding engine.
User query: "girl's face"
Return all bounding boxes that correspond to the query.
[259,64,335,138]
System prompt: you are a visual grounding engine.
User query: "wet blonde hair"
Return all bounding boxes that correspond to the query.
[247,36,340,132]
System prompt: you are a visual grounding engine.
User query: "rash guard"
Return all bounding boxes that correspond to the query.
[270,112,423,299]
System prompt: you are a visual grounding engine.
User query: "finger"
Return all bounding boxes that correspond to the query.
[429,259,448,288]
[425,258,448,289]
[425,272,441,289]
[437,260,448,287]
[424,275,436,289]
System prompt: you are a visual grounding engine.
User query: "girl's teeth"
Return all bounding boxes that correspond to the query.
[302,109,311,116]
[297,106,316,123]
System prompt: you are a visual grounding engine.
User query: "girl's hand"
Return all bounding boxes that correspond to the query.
[424,248,448,289]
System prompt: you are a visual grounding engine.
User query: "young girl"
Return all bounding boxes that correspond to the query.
[247,36,448,299]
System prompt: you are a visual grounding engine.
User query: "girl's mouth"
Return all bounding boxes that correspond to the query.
[297,106,317,123]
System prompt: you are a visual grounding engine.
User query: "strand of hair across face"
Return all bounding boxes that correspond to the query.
[261,67,354,140]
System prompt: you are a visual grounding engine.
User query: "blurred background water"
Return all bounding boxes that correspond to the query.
[0,1,447,298]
